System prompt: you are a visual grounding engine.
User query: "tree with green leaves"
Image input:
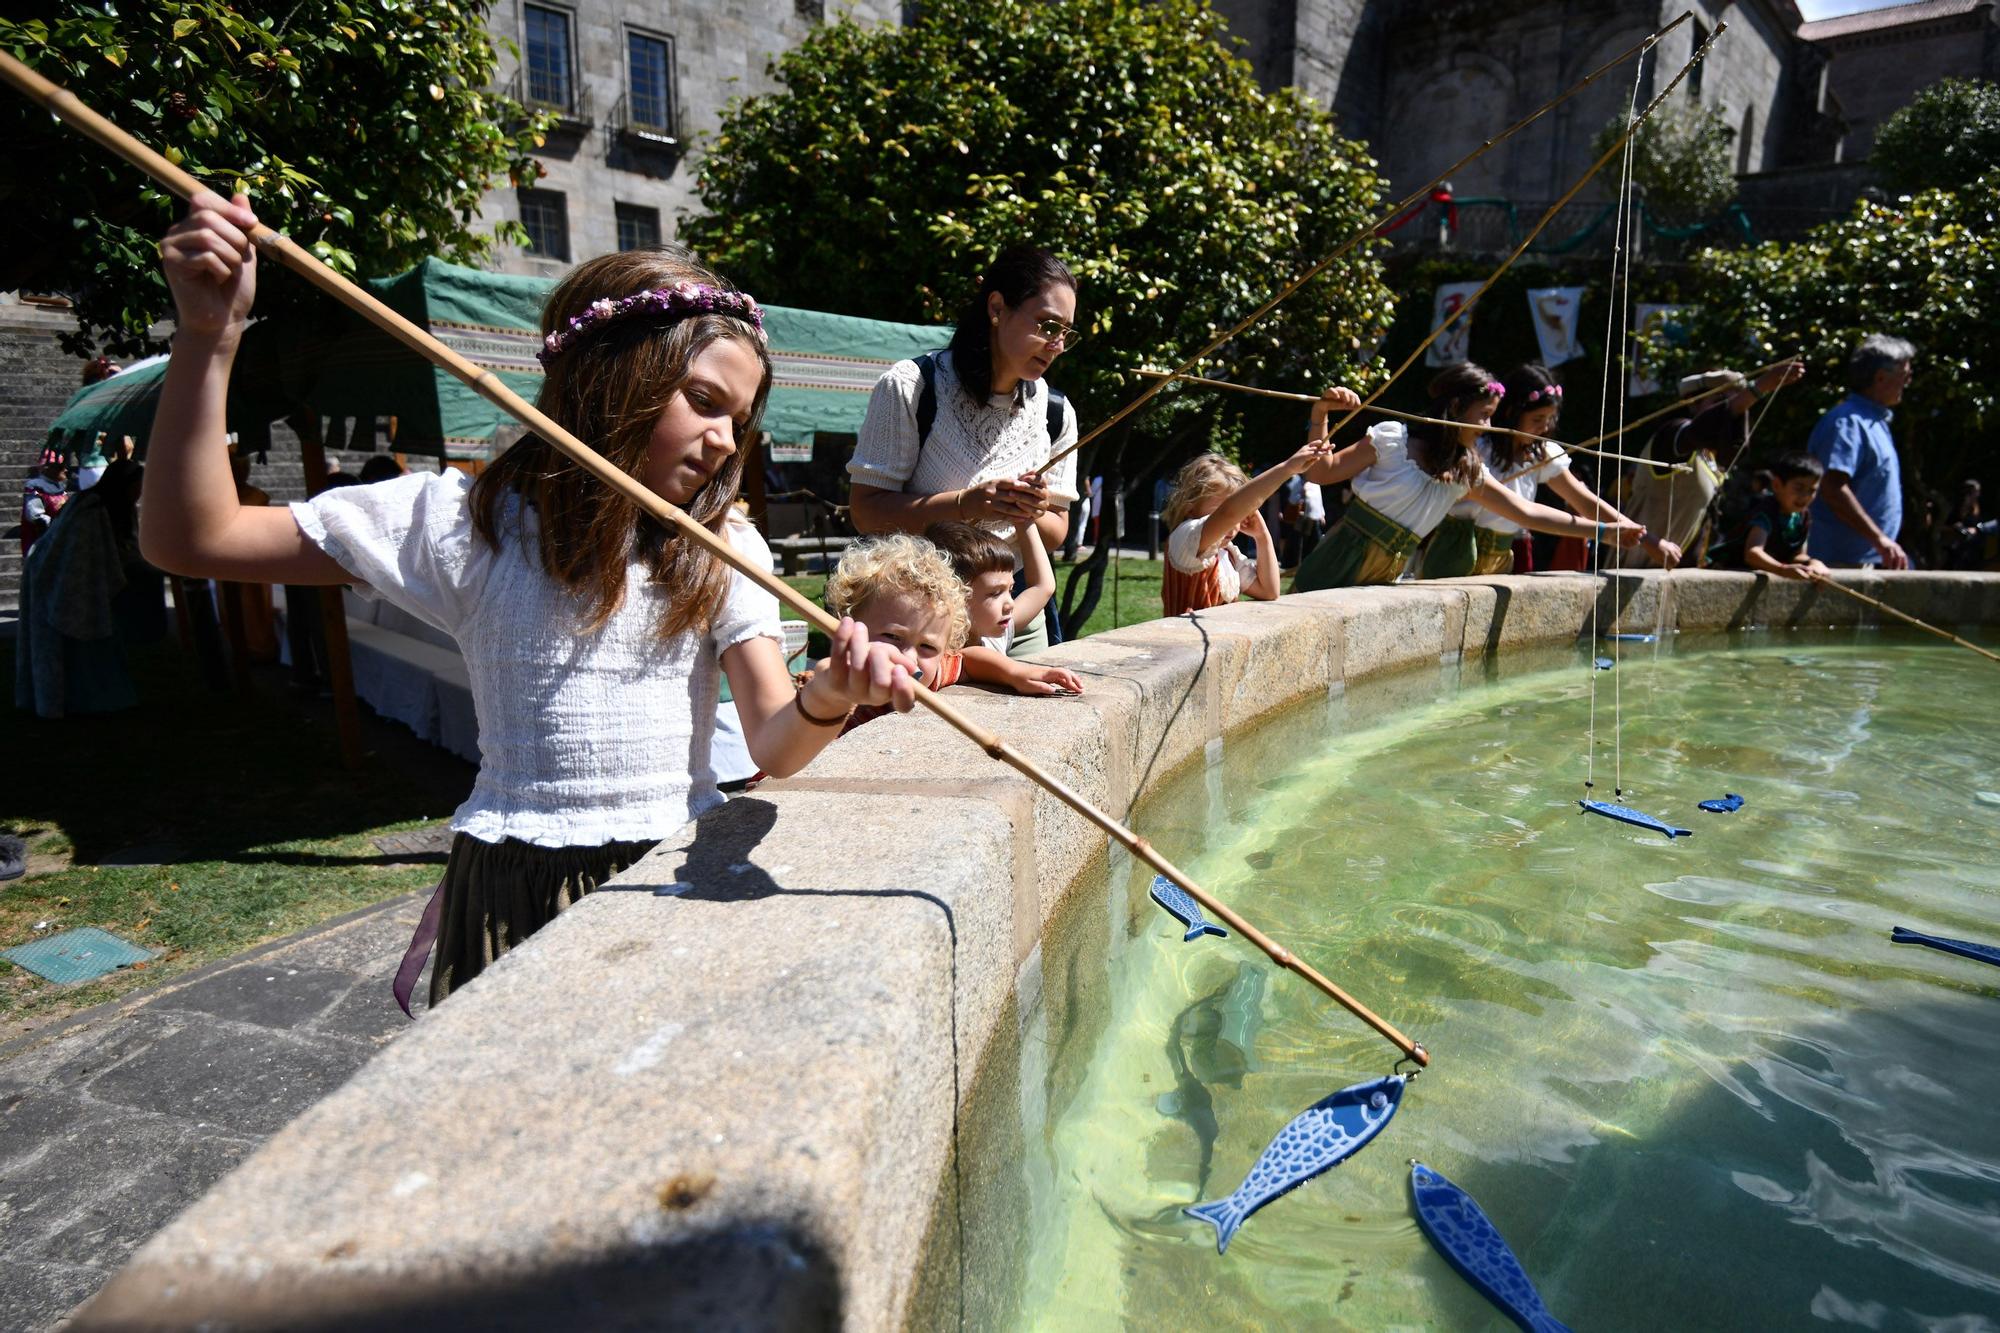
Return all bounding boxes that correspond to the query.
[1650,172,2000,546]
[1871,78,2000,198]
[1590,102,1737,225]
[0,1,550,354]
[682,0,1394,468]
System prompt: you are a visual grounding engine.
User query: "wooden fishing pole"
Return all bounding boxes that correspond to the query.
[0,50,1428,1066]
[1133,368,1685,475]
[1028,10,1695,480]
[1322,23,1725,445]
[1810,575,2000,665]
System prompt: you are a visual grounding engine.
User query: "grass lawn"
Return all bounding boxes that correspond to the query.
[781,553,1167,642]
[2,638,474,1034]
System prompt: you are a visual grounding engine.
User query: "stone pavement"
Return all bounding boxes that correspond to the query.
[0,889,431,1331]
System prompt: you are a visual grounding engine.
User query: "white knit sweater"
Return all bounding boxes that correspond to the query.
[848,351,1080,544]
[292,470,780,847]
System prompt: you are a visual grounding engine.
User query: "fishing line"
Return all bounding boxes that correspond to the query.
[1609,63,1645,801]
[1586,58,1647,796]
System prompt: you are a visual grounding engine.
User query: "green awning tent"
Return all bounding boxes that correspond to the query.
[45,257,946,461]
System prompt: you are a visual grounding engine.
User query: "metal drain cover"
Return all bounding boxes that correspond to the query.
[1,927,155,984]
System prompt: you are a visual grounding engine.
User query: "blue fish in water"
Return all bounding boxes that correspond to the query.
[1599,632,1655,643]
[1579,799,1692,839]
[1151,875,1227,942]
[1410,1161,1572,1333]
[1592,657,1614,671]
[1892,926,2000,970]
[1698,793,1744,813]
[1184,1074,1404,1253]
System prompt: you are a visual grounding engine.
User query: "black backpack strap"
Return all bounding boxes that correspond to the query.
[915,351,940,447]
[1044,381,1068,454]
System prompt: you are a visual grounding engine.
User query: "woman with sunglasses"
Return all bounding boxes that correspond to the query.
[849,245,1082,656]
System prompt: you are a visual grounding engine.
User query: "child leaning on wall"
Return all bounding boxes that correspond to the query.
[1708,453,1830,581]
[923,517,1053,657]
[824,535,1082,736]
[1158,397,1349,615]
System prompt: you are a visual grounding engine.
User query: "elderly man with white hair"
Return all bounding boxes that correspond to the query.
[1808,334,1915,568]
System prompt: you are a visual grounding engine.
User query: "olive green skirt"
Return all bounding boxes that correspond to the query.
[427,832,657,1004]
[1290,501,1418,592]
[1418,516,1517,579]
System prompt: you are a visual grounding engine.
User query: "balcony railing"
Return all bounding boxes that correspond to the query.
[507,68,592,134]
[607,90,677,152]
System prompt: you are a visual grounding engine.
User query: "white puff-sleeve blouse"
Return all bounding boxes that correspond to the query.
[291,469,781,847]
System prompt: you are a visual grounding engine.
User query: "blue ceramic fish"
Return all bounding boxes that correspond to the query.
[1698,793,1744,813]
[1598,632,1656,643]
[1151,875,1228,943]
[1892,926,2000,970]
[1410,1161,1572,1333]
[1592,657,1614,671]
[1579,799,1692,839]
[1184,1074,1405,1253]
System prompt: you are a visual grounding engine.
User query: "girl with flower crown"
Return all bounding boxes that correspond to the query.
[145,193,921,1004]
[1290,362,1645,592]
[1418,361,1680,578]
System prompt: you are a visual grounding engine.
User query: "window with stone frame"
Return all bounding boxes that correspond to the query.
[524,4,575,112]
[616,202,663,252]
[518,187,571,262]
[626,30,676,134]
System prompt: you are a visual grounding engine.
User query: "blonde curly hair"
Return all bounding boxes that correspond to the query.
[1162,453,1250,530]
[824,533,972,651]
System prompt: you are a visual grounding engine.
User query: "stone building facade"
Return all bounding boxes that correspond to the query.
[475,0,895,277]
[1212,0,1998,221]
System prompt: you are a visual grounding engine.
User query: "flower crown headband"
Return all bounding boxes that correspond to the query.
[1482,381,1507,398]
[1524,384,1563,403]
[538,282,766,366]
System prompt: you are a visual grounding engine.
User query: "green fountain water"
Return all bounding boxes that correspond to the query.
[975,631,2000,1330]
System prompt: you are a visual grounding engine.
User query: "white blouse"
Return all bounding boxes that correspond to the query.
[1166,516,1256,602]
[292,470,781,847]
[1351,421,1483,537]
[848,350,1080,546]
[1449,437,1571,533]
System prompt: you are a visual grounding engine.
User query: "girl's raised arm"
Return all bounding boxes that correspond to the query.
[1546,469,1682,566]
[141,192,349,585]
[1471,475,1643,546]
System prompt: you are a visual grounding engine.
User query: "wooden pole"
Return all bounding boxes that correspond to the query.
[1811,575,2000,664]
[0,50,1427,1066]
[1030,11,1696,479]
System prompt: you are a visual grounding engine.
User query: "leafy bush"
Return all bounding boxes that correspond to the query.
[1589,102,1737,224]
[1871,77,2000,197]
[682,0,1395,468]
[0,1,550,354]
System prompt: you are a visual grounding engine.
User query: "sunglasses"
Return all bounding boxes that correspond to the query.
[1032,317,1085,350]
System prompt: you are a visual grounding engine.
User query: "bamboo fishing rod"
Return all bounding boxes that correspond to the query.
[0,51,1427,1065]
[1028,10,1694,480]
[1323,24,1725,446]
[1132,368,1686,476]
[1809,575,2000,665]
